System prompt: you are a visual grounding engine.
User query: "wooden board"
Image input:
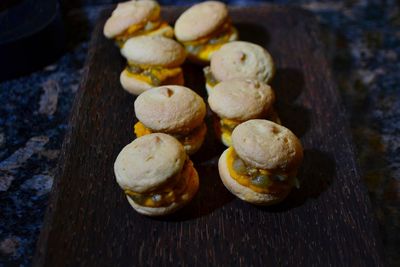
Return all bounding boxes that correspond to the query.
[33,5,384,267]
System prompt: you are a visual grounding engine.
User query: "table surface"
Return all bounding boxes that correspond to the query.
[0,1,399,266]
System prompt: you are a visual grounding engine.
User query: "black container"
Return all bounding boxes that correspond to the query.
[0,0,65,81]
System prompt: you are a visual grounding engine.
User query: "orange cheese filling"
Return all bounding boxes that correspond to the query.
[220,118,241,146]
[183,22,237,62]
[115,21,172,47]
[125,160,195,207]
[125,65,182,86]
[213,109,282,147]
[134,122,206,148]
[134,121,153,137]
[219,113,281,146]
[226,147,295,194]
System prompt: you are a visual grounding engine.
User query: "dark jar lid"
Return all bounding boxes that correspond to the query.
[0,0,65,81]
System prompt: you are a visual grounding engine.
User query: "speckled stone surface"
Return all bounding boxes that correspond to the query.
[0,0,399,266]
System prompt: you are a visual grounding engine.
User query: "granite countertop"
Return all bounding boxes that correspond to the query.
[0,0,399,266]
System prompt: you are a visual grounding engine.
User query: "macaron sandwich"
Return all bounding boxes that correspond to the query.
[103,0,174,47]
[120,36,186,95]
[204,41,275,93]
[174,1,238,64]
[218,120,303,205]
[114,133,199,216]
[208,79,280,147]
[134,85,207,155]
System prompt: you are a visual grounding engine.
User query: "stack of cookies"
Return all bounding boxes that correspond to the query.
[104,0,186,95]
[103,0,174,46]
[204,41,303,205]
[174,1,238,64]
[106,0,304,216]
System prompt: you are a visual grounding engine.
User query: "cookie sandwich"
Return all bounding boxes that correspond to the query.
[174,1,238,64]
[208,79,279,146]
[114,133,199,216]
[134,85,207,155]
[120,36,186,95]
[103,0,174,47]
[218,120,303,205]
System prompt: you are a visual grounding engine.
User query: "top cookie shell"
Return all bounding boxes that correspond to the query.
[175,1,229,42]
[135,85,206,134]
[121,36,186,67]
[208,79,275,121]
[114,133,186,193]
[210,41,275,84]
[103,0,160,38]
[231,120,303,171]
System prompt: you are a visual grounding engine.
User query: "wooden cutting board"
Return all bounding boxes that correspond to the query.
[33,5,384,266]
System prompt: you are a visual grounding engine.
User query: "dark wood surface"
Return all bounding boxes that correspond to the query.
[33,5,384,267]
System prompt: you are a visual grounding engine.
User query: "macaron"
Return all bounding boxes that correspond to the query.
[134,85,207,155]
[114,133,199,216]
[120,36,186,95]
[205,41,275,92]
[208,79,279,147]
[174,1,238,64]
[218,120,303,205]
[103,0,174,46]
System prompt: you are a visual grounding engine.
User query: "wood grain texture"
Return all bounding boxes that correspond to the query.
[33,5,384,267]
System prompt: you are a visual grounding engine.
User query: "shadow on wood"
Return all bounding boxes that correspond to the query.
[273,68,310,138]
[273,68,305,103]
[236,22,270,47]
[258,149,336,212]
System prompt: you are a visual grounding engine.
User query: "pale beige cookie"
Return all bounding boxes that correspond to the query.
[231,120,303,171]
[134,85,206,134]
[210,41,275,84]
[208,79,275,121]
[175,1,228,42]
[114,133,186,193]
[121,36,186,67]
[120,68,153,95]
